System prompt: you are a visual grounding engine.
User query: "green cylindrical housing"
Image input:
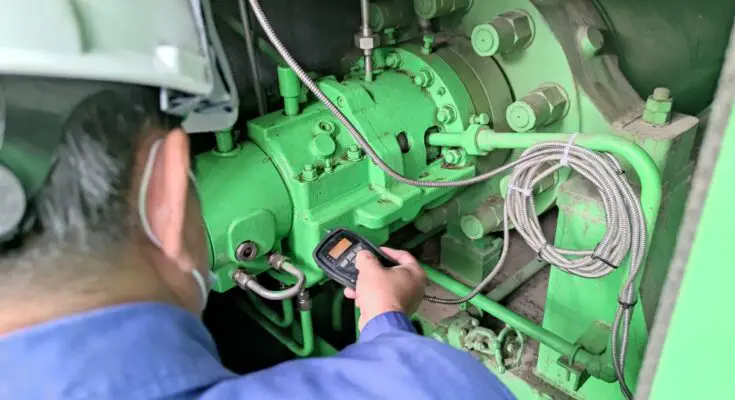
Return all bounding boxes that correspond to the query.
[370,0,415,31]
[413,0,470,20]
[195,143,293,278]
[460,200,503,239]
[594,0,735,114]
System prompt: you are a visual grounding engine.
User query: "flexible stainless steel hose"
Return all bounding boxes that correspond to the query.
[248,1,642,394]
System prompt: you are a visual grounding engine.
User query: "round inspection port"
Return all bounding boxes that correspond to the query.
[235,241,258,261]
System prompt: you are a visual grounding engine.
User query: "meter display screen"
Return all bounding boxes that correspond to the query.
[329,238,353,259]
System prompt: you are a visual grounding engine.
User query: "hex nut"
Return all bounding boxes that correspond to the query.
[355,33,381,51]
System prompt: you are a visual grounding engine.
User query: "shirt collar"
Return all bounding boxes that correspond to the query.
[0,302,233,399]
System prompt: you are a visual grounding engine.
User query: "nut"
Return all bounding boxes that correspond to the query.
[355,33,381,51]
[642,87,673,125]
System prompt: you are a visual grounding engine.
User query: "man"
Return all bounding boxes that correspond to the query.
[0,3,513,399]
[0,76,514,399]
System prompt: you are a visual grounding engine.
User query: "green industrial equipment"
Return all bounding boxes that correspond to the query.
[193,0,735,399]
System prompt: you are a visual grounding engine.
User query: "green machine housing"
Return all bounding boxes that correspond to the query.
[195,0,735,399]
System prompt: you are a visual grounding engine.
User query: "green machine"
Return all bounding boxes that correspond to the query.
[194,0,735,399]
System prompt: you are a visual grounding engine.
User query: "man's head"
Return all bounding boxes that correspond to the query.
[0,77,211,322]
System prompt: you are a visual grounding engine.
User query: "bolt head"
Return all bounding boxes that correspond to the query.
[506,101,537,132]
[471,113,491,125]
[385,53,401,68]
[437,105,457,124]
[413,69,434,87]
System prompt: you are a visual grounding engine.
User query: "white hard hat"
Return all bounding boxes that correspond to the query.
[0,0,238,133]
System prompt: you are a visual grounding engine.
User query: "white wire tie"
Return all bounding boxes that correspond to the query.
[559,132,579,167]
[507,184,532,197]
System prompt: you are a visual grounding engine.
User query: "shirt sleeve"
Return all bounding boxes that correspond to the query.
[200,311,516,400]
[357,311,416,343]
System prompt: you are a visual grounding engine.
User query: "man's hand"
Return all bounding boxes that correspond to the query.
[344,247,427,330]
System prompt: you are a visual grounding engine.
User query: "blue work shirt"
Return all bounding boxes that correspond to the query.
[0,302,514,399]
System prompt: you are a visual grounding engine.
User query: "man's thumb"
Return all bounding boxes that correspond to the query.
[355,250,381,271]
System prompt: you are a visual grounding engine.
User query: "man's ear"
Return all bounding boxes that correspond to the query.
[144,128,191,272]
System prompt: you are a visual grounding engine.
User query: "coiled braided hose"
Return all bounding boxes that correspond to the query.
[246,0,644,396]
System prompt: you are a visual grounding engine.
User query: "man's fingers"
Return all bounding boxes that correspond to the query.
[355,250,382,271]
[344,287,357,299]
[380,247,418,265]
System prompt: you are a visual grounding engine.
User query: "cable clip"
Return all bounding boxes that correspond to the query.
[559,133,579,167]
[591,245,619,269]
[618,298,638,310]
[508,184,532,197]
[536,242,549,261]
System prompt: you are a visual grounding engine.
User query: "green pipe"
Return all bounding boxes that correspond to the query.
[215,129,234,153]
[245,291,294,328]
[428,132,662,233]
[237,298,315,357]
[332,289,345,332]
[488,259,549,301]
[423,264,617,382]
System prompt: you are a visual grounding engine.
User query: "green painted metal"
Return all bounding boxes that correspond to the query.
[423,264,617,382]
[237,298,316,357]
[214,129,235,154]
[194,1,730,397]
[645,97,735,400]
[245,292,294,328]
[196,143,293,292]
[198,40,504,288]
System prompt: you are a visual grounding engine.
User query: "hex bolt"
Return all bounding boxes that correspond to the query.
[302,164,319,181]
[324,158,335,173]
[314,120,336,135]
[578,26,604,57]
[437,105,458,124]
[505,84,569,133]
[385,52,402,68]
[422,34,436,55]
[444,149,464,165]
[413,69,434,88]
[347,144,363,161]
[643,87,673,125]
[470,113,491,125]
[471,10,534,57]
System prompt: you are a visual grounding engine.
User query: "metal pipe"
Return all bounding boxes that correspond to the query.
[422,263,617,382]
[245,291,294,328]
[360,0,374,82]
[214,129,234,153]
[237,0,267,115]
[232,260,306,301]
[488,259,549,301]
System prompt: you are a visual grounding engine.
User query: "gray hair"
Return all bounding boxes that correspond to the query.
[1,80,177,286]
